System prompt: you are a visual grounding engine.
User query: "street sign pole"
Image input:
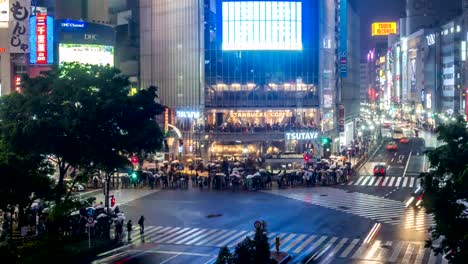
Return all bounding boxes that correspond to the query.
[88,226,91,248]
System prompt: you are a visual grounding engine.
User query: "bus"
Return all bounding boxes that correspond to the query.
[392,127,404,139]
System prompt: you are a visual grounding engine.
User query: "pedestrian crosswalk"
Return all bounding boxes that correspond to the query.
[263,187,433,231]
[105,225,447,264]
[346,176,419,188]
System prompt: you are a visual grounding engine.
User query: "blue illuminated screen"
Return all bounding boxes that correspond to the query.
[222,1,302,51]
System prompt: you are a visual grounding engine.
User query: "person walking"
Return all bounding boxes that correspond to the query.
[138,215,145,235]
[127,220,133,242]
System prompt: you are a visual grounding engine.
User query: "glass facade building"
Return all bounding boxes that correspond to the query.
[139,0,358,161]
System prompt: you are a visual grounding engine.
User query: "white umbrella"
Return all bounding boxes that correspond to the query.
[70,210,80,216]
[97,213,107,219]
[246,175,255,179]
[95,205,104,209]
[259,169,266,173]
[253,172,261,177]
[216,173,225,177]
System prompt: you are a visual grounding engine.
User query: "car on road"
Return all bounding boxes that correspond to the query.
[373,165,386,176]
[392,127,404,139]
[386,141,398,151]
[405,185,425,208]
[400,137,410,143]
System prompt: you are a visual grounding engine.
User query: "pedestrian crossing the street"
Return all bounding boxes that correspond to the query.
[346,176,420,188]
[103,225,447,264]
[263,187,433,232]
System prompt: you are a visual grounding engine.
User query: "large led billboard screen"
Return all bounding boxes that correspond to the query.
[222,1,302,51]
[59,44,114,66]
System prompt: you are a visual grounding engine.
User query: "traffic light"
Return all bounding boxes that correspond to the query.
[322,137,332,158]
[304,153,310,162]
[131,156,138,164]
[131,171,138,180]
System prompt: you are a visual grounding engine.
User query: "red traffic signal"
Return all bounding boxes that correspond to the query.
[304,153,310,162]
[131,156,138,164]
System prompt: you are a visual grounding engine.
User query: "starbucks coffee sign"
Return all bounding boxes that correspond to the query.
[285,132,319,141]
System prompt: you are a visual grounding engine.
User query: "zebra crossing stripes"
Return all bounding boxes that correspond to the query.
[108,225,449,264]
[263,187,433,231]
[348,176,419,188]
[293,235,316,253]
[340,238,359,258]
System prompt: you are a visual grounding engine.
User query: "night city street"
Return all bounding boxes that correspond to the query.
[92,131,445,264]
[1,0,468,264]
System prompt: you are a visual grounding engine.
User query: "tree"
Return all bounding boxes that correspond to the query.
[0,139,53,229]
[216,228,276,264]
[215,246,233,264]
[423,117,468,262]
[0,63,164,205]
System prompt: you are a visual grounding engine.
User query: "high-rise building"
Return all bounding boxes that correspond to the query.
[141,0,360,162]
[360,63,369,102]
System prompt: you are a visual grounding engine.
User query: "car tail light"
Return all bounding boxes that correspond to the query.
[381,169,385,174]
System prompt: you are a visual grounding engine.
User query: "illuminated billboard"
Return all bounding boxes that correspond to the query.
[0,0,8,24]
[59,44,114,66]
[222,1,302,51]
[372,22,397,36]
[30,15,54,64]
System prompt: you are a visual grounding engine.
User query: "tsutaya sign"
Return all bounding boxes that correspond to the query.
[230,111,293,118]
[285,132,319,141]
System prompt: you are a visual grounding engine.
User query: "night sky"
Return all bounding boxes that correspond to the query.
[351,0,406,60]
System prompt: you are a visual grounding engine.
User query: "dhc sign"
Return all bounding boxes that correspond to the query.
[285,132,319,141]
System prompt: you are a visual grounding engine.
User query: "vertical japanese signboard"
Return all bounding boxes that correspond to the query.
[9,0,30,53]
[0,0,9,25]
[339,0,347,78]
[35,14,46,64]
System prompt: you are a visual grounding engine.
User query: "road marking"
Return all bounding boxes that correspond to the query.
[158,227,191,243]
[365,240,381,260]
[160,253,181,264]
[275,233,297,250]
[388,177,396,186]
[304,235,328,255]
[403,151,412,177]
[414,244,426,264]
[282,234,306,252]
[389,241,404,262]
[347,180,354,185]
[402,177,408,187]
[293,235,317,253]
[351,242,368,259]
[185,229,219,245]
[409,177,415,188]
[228,231,254,247]
[382,176,390,186]
[163,228,201,244]
[395,177,402,187]
[217,231,247,247]
[360,176,371,185]
[194,229,229,246]
[175,229,208,244]
[374,177,383,186]
[401,242,416,263]
[367,177,376,186]
[340,238,359,258]
[354,176,365,185]
[208,230,238,246]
